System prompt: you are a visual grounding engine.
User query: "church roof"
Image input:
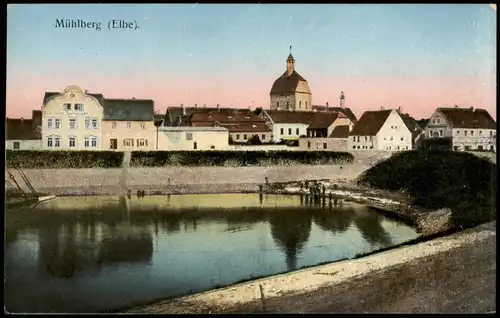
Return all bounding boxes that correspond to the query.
[270,70,309,95]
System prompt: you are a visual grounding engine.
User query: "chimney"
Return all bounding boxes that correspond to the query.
[181,104,186,116]
[194,103,197,108]
[348,121,354,132]
[326,102,329,108]
[398,106,402,113]
[20,117,24,122]
[203,104,207,108]
[380,105,385,110]
[132,97,136,100]
[84,90,88,94]
[217,104,220,109]
[470,106,474,111]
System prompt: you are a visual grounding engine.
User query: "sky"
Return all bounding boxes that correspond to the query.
[6,4,497,120]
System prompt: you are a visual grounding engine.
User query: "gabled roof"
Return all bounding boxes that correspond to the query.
[349,110,392,136]
[270,70,309,95]
[264,110,317,124]
[164,106,239,126]
[103,98,154,121]
[329,125,351,138]
[308,112,339,129]
[224,123,271,133]
[6,118,41,140]
[312,105,357,123]
[416,118,429,129]
[437,107,496,129]
[190,109,265,124]
[43,92,104,105]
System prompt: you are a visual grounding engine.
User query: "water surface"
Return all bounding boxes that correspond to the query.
[5,194,418,313]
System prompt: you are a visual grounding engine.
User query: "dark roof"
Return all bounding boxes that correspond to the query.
[103,99,154,121]
[224,123,271,133]
[6,118,41,140]
[43,92,104,105]
[308,112,339,129]
[265,110,317,124]
[312,105,357,123]
[438,107,496,129]
[329,125,350,138]
[190,109,265,124]
[270,70,309,95]
[164,106,237,126]
[349,110,392,136]
[416,118,429,129]
[399,113,422,133]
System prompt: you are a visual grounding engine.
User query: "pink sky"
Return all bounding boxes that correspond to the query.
[6,73,496,121]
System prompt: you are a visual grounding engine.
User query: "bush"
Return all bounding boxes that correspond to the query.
[358,150,497,229]
[6,150,123,169]
[247,135,262,145]
[130,150,354,167]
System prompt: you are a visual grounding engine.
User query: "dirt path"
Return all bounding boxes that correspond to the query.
[224,225,496,313]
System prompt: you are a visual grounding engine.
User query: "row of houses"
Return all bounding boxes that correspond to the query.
[6,85,496,153]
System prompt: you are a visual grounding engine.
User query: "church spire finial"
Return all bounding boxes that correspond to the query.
[290,45,292,55]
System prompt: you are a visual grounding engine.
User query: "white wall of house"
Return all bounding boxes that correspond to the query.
[299,137,348,151]
[157,127,229,150]
[348,135,376,150]
[425,110,453,138]
[230,131,272,143]
[451,128,496,151]
[102,120,156,151]
[6,140,42,150]
[42,86,104,150]
[272,123,309,142]
[375,110,413,151]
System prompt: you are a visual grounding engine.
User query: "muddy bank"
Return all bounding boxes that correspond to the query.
[125,221,495,314]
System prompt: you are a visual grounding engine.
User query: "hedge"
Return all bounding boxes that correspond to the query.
[358,150,497,230]
[130,150,354,167]
[6,150,123,169]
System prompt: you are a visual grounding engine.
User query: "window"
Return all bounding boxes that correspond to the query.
[323,143,327,149]
[47,119,53,128]
[75,103,83,111]
[352,136,356,142]
[288,128,292,135]
[85,119,90,129]
[357,136,360,142]
[296,128,299,135]
[352,146,356,149]
[308,141,311,149]
[479,131,482,136]
[69,137,76,147]
[299,101,302,108]
[276,102,279,108]
[436,118,440,124]
[127,122,132,129]
[54,119,60,129]
[84,137,90,148]
[92,119,98,129]
[47,137,53,147]
[64,103,71,110]
[286,102,290,108]
[137,139,147,147]
[305,101,308,108]
[470,130,474,136]
[478,145,484,151]
[465,131,468,136]
[140,122,146,129]
[112,121,117,129]
[357,146,360,149]
[370,146,373,149]
[490,131,493,136]
[186,133,193,140]
[91,137,97,148]
[280,128,284,135]
[390,136,393,141]
[401,137,404,141]
[243,134,247,140]
[13,141,20,149]
[384,137,387,140]
[364,136,368,141]
[124,139,133,147]
[193,142,198,150]
[262,134,265,140]
[69,119,76,129]
[370,136,373,142]
[236,134,240,140]
[54,137,60,148]
[432,119,436,124]
[456,130,460,136]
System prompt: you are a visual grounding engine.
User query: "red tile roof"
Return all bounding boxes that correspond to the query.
[329,125,351,138]
[438,107,496,129]
[270,70,309,95]
[349,110,392,136]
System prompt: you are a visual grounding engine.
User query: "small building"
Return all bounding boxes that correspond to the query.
[424,106,496,152]
[348,109,415,151]
[298,111,354,151]
[101,98,155,151]
[157,126,229,151]
[6,110,42,150]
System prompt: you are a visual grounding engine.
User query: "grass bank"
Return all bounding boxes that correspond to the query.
[357,150,497,230]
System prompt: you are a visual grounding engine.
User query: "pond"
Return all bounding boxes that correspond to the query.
[5,193,418,313]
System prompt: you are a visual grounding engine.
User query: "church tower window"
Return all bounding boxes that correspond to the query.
[299,101,302,108]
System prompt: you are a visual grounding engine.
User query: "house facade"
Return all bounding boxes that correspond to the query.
[6,110,42,150]
[42,86,104,150]
[425,107,496,152]
[157,126,229,150]
[101,98,155,151]
[261,110,315,142]
[348,109,413,151]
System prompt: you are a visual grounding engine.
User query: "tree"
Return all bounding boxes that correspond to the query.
[247,134,262,145]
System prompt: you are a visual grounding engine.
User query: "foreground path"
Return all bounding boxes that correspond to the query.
[226,223,496,314]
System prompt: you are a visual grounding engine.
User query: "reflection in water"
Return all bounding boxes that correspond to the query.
[5,194,418,313]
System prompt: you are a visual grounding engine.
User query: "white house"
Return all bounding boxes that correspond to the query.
[6,110,42,150]
[42,85,104,150]
[425,107,496,152]
[348,109,421,151]
[157,126,229,150]
[261,110,316,142]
